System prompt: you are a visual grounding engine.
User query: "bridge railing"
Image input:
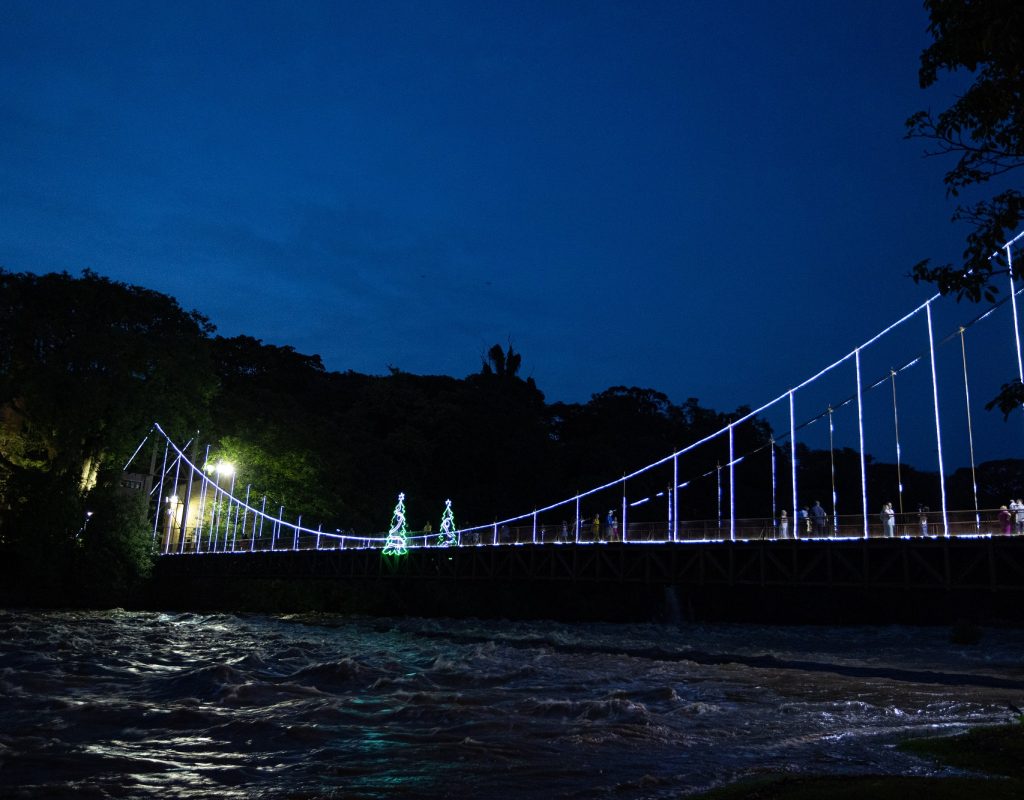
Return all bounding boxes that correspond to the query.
[164,507,1017,553]
[458,508,1012,544]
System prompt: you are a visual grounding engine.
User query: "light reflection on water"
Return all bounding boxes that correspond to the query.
[0,609,1022,798]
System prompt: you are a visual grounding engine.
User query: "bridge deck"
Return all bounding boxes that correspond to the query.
[152,535,1024,624]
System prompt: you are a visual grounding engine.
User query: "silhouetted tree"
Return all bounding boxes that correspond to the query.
[206,335,353,527]
[480,342,523,379]
[907,0,1024,302]
[0,270,216,604]
[0,270,216,490]
[905,1,1024,418]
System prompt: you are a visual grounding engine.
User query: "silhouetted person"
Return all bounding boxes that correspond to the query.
[779,510,789,539]
[810,501,826,537]
[999,505,1012,535]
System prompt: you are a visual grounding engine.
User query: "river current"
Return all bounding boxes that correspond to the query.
[1,610,1022,799]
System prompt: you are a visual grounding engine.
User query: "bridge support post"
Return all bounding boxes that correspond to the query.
[153,438,168,547]
[225,471,237,551]
[1008,242,1024,391]
[789,391,797,541]
[855,349,868,539]
[672,453,678,542]
[621,484,627,543]
[254,495,266,551]
[716,461,722,538]
[728,423,735,542]
[926,301,949,537]
[166,444,183,554]
[957,329,981,533]
[770,437,776,540]
[236,484,250,551]
[195,444,210,552]
[179,437,198,554]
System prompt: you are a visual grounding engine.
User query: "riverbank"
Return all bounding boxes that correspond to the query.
[694,723,1024,798]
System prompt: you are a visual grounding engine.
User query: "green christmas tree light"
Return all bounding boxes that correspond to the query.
[436,499,456,547]
[382,492,409,556]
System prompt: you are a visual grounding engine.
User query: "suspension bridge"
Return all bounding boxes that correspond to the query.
[134,231,1024,621]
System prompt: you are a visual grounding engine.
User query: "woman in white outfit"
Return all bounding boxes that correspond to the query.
[881,502,896,537]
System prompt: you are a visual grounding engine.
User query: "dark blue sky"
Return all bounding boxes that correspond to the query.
[2,1,1019,468]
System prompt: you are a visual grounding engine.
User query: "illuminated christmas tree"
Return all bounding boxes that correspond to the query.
[382,492,409,556]
[436,499,456,547]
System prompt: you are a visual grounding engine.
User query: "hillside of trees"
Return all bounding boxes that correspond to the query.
[1,269,1021,606]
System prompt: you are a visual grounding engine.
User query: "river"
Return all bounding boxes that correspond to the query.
[1,609,1022,798]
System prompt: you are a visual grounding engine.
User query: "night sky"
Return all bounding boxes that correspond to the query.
[2,1,1019,468]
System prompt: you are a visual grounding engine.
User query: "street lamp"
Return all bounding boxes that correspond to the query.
[204,460,235,478]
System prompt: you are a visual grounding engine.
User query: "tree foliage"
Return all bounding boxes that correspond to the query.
[0,269,214,605]
[0,269,217,488]
[907,0,1024,301]
[73,477,155,606]
[480,342,523,379]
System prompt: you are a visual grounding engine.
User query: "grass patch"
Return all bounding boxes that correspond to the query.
[898,723,1024,779]
[695,775,1022,800]
[691,724,1024,799]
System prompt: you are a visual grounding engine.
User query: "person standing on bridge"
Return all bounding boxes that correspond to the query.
[810,501,826,537]
[607,510,619,541]
[881,503,896,537]
[797,507,808,538]
[593,513,602,542]
[999,505,1013,535]
[779,510,788,539]
[1015,499,1024,534]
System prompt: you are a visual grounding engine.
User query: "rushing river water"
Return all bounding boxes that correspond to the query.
[1,609,1023,799]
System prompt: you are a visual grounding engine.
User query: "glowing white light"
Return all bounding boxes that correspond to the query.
[437,499,457,547]
[926,302,950,536]
[855,349,868,538]
[382,492,409,556]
